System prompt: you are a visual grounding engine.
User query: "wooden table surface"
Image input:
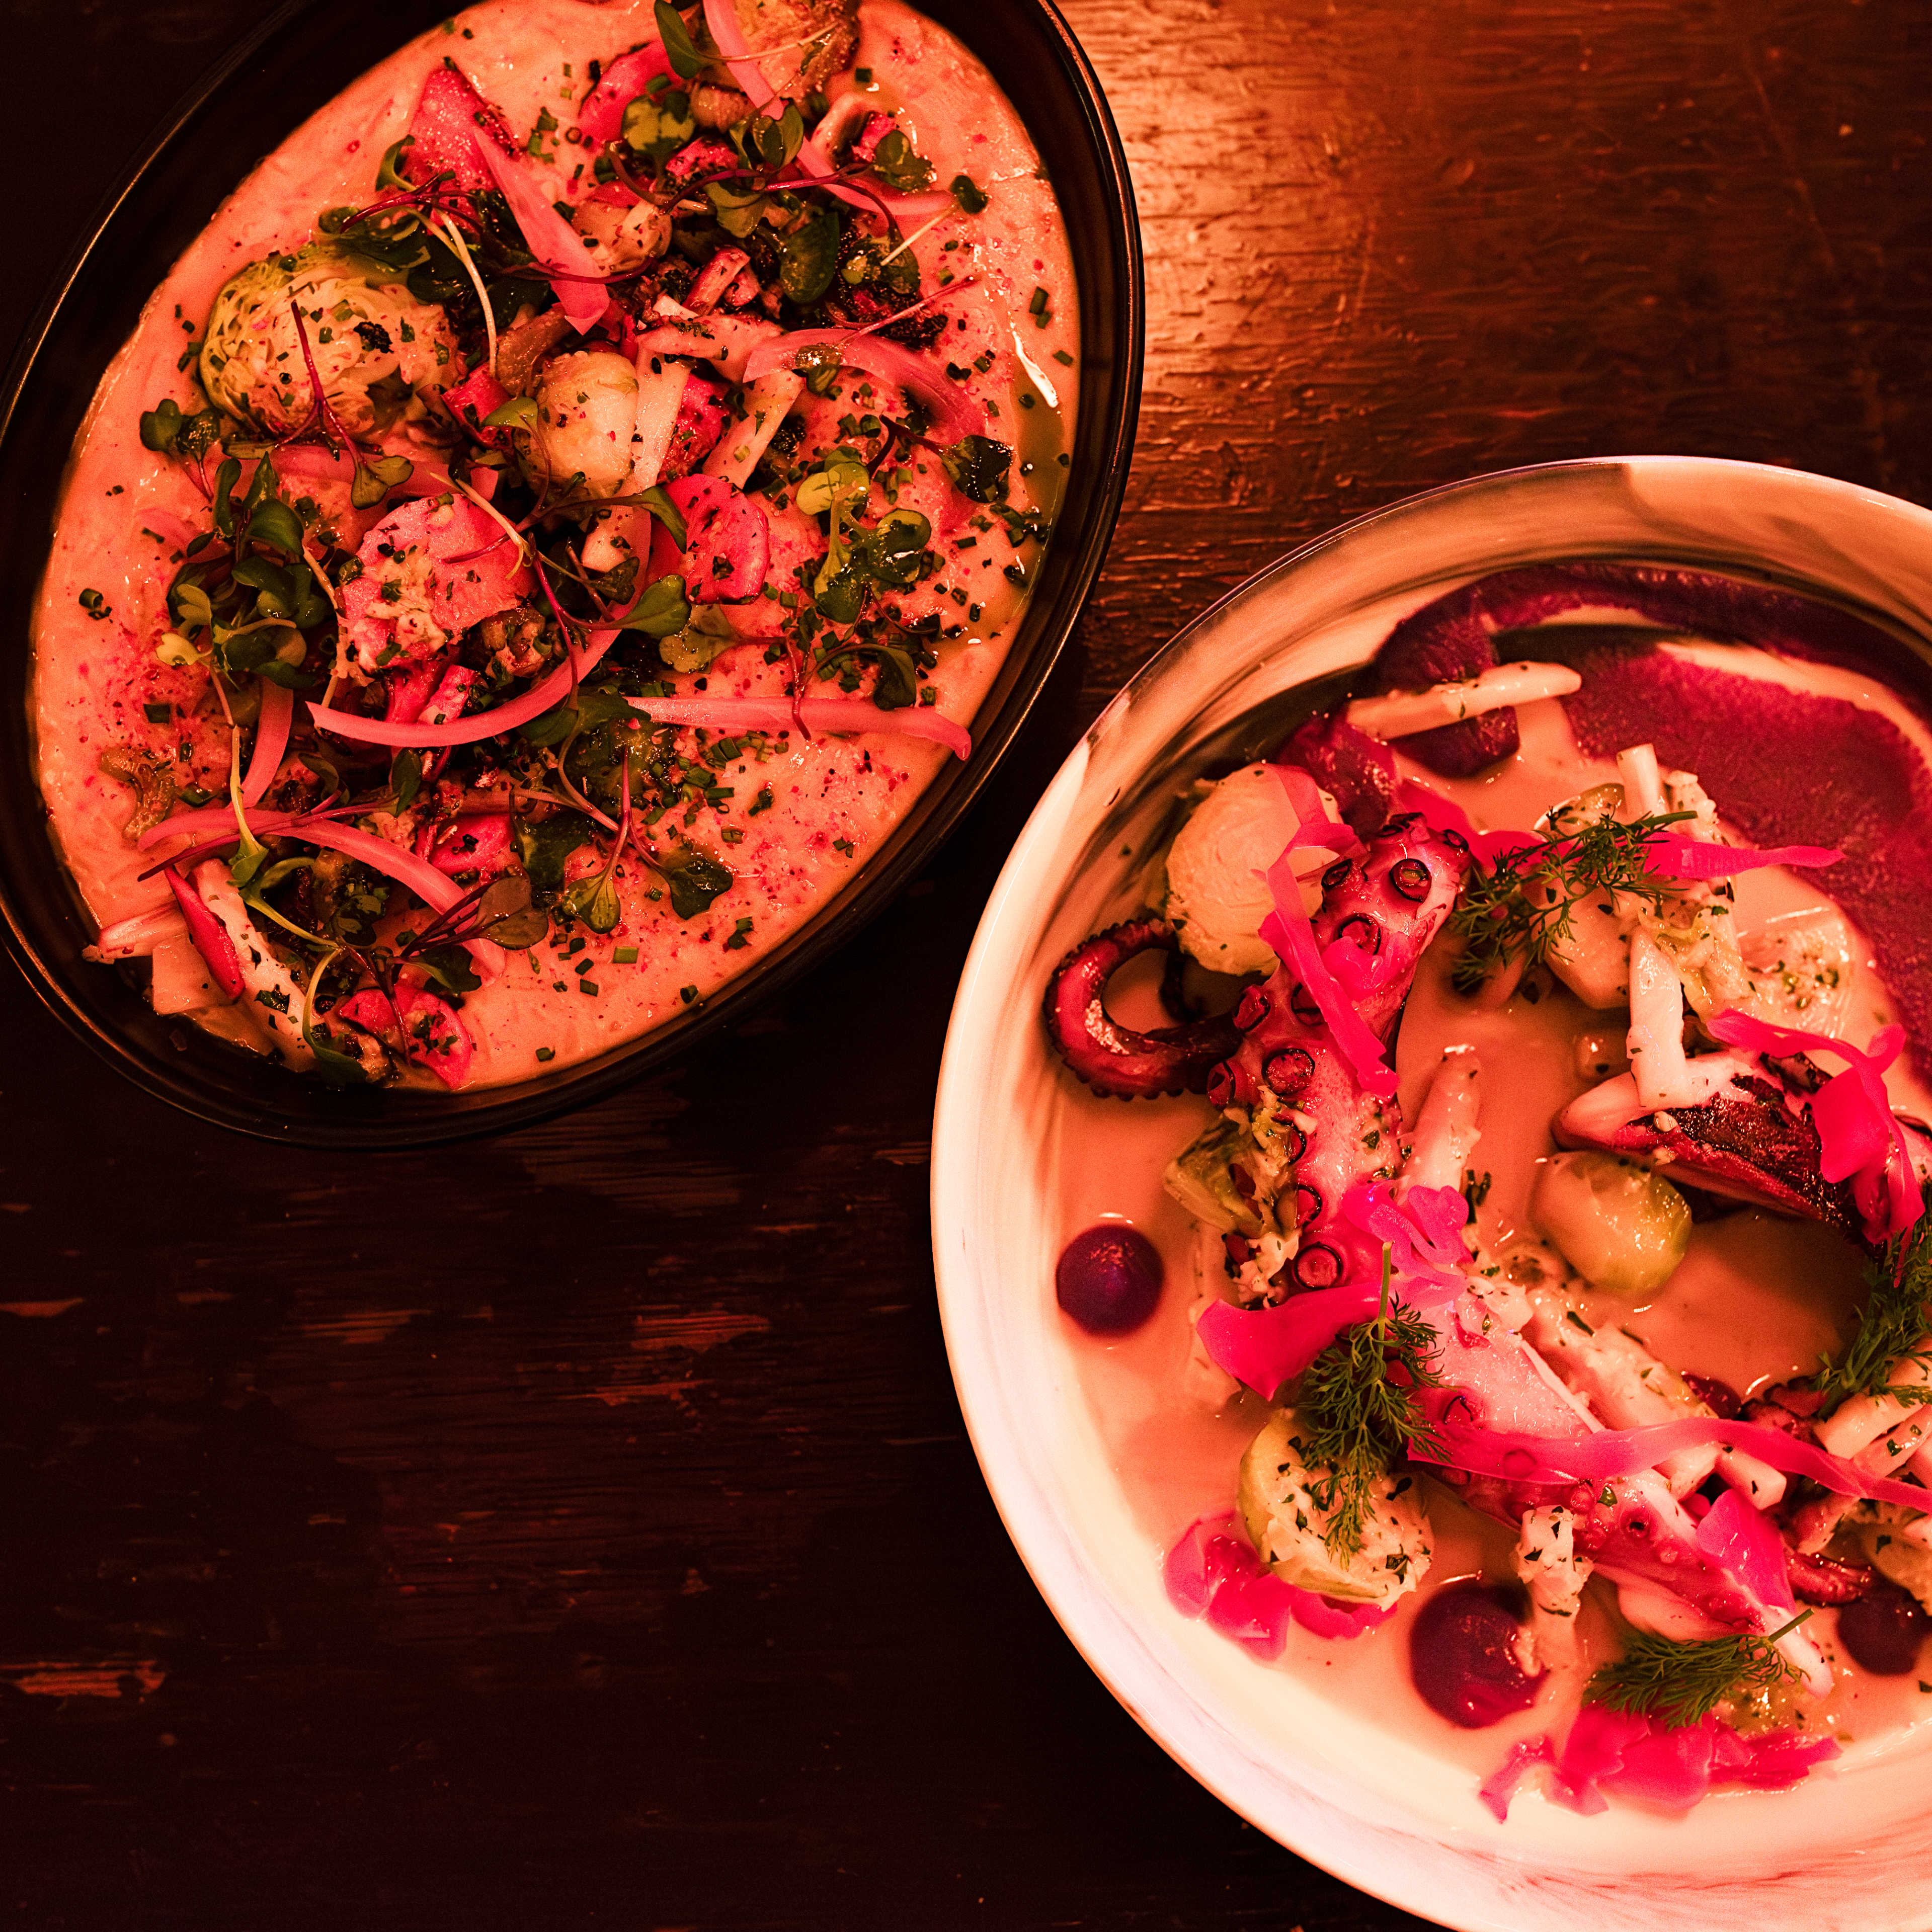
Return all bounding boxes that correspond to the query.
[5,2,1930,1924]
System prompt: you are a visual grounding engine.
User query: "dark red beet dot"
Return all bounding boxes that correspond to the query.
[1410,1586,1544,1728]
[1056,1224,1164,1335]
[1837,1583,1932,1676]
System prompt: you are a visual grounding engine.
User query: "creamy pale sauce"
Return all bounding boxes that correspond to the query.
[33,0,1076,1088]
[1055,674,1932,1791]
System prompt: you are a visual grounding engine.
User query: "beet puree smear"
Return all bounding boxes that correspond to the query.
[1559,649,1932,1082]
[1362,559,1932,1080]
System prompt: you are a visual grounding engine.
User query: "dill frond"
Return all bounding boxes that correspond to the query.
[1584,1613,1812,1728]
[1446,808,1697,996]
[1813,1195,1932,1414]
[1296,1250,1446,1560]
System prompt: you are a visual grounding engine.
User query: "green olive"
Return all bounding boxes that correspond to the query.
[1533,1151,1690,1298]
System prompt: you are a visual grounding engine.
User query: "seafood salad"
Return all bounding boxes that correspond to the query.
[35,0,1074,1090]
[1045,561,1932,1819]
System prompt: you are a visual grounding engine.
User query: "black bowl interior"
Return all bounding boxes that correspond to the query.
[0,0,1143,1145]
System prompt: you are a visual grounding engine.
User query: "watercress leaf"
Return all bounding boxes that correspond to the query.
[139,398,184,453]
[950,172,989,213]
[561,868,623,933]
[476,872,548,949]
[211,456,243,538]
[483,394,541,433]
[638,485,688,549]
[391,747,422,816]
[247,498,305,557]
[625,572,692,638]
[375,135,417,194]
[869,127,934,193]
[514,810,596,898]
[413,942,484,995]
[706,181,769,239]
[870,646,919,710]
[659,843,733,920]
[939,433,1011,503]
[655,0,705,79]
[519,703,581,748]
[780,207,841,306]
[812,567,865,624]
[170,581,216,631]
[232,554,297,612]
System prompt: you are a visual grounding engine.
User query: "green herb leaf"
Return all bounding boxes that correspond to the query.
[780,207,842,306]
[624,572,693,639]
[658,843,732,919]
[950,172,989,214]
[939,434,1011,504]
[638,484,689,549]
[1294,1250,1446,1561]
[1446,804,1700,996]
[1585,1613,1813,1728]
[655,0,705,79]
[1813,1199,1932,1414]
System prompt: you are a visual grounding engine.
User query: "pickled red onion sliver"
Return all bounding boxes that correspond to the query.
[1706,1008,1922,1240]
[307,629,618,749]
[1645,832,1844,878]
[165,867,244,999]
[1257,855,1399,1099]
[1412,1412,1932,1514]
[625,694,971,760]
[1481,1709,1837,1822]
[1163,1513,1394,1656]
[475,136,609,334]
[1196,1284,1383,1404]
[739,330,986,442]
[243,677,294,807]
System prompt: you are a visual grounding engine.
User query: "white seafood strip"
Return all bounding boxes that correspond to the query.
[194,861,314,1068]
[1397,1046,1481,1198]
[703,372,806,490]
[1627,928,1699,1108]
[1514,1504,1589,1671]
[1815,1341,1932,1460]
[1615,742,1663,819]
[1343,661,1581,739]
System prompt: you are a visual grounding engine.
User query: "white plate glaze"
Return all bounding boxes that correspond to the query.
[931,458,1932,1931]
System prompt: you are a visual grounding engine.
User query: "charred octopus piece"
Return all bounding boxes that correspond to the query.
[1556,1049,1932,1249]
[1043,918,1243,1099]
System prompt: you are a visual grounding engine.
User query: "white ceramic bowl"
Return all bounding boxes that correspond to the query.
[930,457,1932,1931]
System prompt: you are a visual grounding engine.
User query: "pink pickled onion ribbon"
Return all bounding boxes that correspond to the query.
[1645,832,1844,879]
[625,694,971,759]
[305,629,619,751]
[1707,1008,1923,1241]
[1255,764,1395,1097]
[1413,1412,1932,1515]
[474,134,608,335]
[148,808,503,980]
[164,867,245,999]
[741,329,986,442]
[243,678,294,807]
[1392,777,1845,882]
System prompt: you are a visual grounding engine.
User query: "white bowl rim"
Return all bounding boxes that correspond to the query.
[929,454,1932,1932]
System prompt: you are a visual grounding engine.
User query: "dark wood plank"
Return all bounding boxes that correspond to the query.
[3,0,1930,1923]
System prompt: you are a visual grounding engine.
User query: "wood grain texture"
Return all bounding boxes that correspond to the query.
[2,0,1930,1924]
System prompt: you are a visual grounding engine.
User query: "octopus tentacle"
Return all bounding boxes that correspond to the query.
[1043,917,1242,1100]
[1217,810,1470,1297]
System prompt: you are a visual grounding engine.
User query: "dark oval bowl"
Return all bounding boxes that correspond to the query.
[0,0,1142,1146]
